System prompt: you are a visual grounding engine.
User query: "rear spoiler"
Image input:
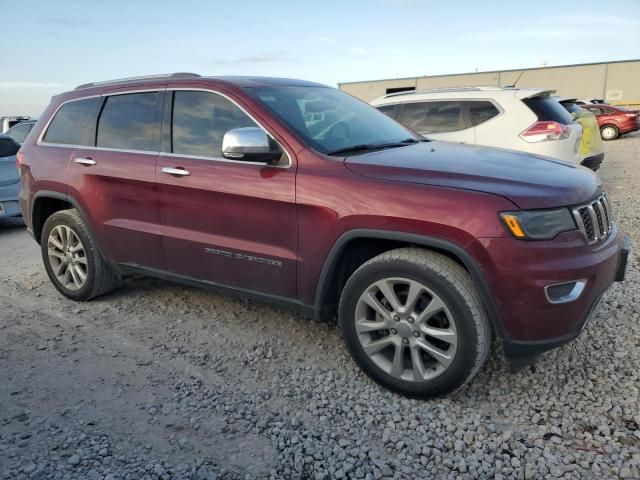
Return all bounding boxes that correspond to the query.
[515,89,556,100]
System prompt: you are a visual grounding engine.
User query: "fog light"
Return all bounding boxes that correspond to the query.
[544,279,587,304]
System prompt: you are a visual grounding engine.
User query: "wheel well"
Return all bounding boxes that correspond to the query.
[317,237,468,321]
[32,197,73,243]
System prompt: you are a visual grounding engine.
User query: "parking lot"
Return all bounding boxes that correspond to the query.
[0,134,639,479]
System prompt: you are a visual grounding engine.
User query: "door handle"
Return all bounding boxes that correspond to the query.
[162,167,190,177]
[74,157,96,166]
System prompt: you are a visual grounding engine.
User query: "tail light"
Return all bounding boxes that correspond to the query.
[16,151,25,167]
[520,121,571,142]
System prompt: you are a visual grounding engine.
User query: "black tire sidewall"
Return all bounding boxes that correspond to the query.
[41,211,96,301]
[339,258,481,398]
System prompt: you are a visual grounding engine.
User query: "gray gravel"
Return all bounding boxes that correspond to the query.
[1,133,639,479]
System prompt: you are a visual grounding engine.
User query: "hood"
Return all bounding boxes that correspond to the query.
[0,154,19,187]
[345,142,601,209]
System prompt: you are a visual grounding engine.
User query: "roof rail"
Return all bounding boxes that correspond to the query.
[383,85,505,99]
[75,72,201,90]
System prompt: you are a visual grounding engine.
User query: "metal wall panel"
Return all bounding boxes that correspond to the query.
[605,61,640,105]
[340,78,417,102]
[416,72,499,89]
[339,61,640,107]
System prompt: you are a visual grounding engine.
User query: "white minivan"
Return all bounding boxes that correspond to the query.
[371,87,585,167]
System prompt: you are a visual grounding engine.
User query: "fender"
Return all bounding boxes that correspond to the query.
[31,190,114,272]
[313,229,506,339]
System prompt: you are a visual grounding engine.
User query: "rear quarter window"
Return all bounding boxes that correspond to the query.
[523,97,574,125]
[377,104,399,119]
[43,97,102,146]
[468,101,500,126]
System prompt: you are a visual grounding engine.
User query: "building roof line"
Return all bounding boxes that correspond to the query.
[337,58,640,86]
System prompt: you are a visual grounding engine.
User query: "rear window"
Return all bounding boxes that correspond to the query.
[43,97,101,146]
[97,92,159,151]
[523,96,574,125]
[397,101,467,134]
[560,102,582,115]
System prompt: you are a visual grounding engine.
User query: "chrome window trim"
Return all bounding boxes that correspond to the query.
[36,142,159,156]
[36,87,292,169]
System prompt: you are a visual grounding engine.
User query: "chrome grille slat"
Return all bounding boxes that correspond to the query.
[572,194,613,245]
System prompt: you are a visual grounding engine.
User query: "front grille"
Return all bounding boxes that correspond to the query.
[572,194,613,244]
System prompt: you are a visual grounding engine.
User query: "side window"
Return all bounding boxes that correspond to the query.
[397,101,467,134]
[6,123,30,143]
[97,92,159,151]
[171,91,258,158]
[586,107,602,115]
[43,97,101,146]
[468,101,500,126]
[377,104,398,119]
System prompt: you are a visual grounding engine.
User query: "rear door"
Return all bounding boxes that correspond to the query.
[155,87,298,298]
[396,100,475,143]
[66,88,166,270]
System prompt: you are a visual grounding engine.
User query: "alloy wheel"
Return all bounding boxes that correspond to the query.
[354,277,458,382]
[47,225,88,291]
[601,126,617,140]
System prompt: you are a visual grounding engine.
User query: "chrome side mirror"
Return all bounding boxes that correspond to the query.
[221,127,282,164]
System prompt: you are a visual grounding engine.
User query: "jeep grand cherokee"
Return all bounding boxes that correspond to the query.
[18,74,629,397]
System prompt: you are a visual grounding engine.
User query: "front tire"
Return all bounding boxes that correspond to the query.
[338,248,491,398]
[41,209,119,301]
[600,125,619,141]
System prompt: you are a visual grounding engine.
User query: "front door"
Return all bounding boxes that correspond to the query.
[155,88,298,298]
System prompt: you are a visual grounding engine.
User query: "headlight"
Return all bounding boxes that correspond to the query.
[500,208,576,240]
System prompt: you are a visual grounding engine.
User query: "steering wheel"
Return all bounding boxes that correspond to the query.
[323,121,351,150]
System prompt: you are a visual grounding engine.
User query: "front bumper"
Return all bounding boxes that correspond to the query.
[474,226,628,367]
[0,181,21,218]
[580,152,604,171]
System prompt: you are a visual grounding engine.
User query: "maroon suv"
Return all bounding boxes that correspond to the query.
[18,74,629,397]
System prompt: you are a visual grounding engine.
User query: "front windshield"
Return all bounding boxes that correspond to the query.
[244,86,419,154]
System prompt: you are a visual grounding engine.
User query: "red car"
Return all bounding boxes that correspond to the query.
[18,74,628,397]
[582,104,640,140]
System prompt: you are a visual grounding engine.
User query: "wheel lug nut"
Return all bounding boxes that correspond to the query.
[402,338,409,344]
[390,329,397,335]
[393,315,400,322]
[413,331,420,338]
[408,317,414,323]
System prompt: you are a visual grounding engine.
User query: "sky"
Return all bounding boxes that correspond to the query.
[1,0,639,117]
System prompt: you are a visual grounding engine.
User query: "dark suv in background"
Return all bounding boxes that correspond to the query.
[18,74,628,397]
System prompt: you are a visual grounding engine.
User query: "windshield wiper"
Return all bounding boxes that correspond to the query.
[327,138,420,156]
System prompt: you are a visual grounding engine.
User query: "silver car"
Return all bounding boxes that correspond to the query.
[0,135,21,219]
[371,87,584,167]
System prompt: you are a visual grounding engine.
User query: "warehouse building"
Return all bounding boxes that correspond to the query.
[338,59,640,108]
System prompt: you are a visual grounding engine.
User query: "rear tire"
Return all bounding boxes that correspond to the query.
[600,125,619,141]
[41,209,120,301]
[338,248,491,398]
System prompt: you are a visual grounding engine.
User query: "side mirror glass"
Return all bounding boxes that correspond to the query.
[221,127,282,164]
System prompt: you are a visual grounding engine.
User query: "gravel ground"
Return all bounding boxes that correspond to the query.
[1,133,639,480]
